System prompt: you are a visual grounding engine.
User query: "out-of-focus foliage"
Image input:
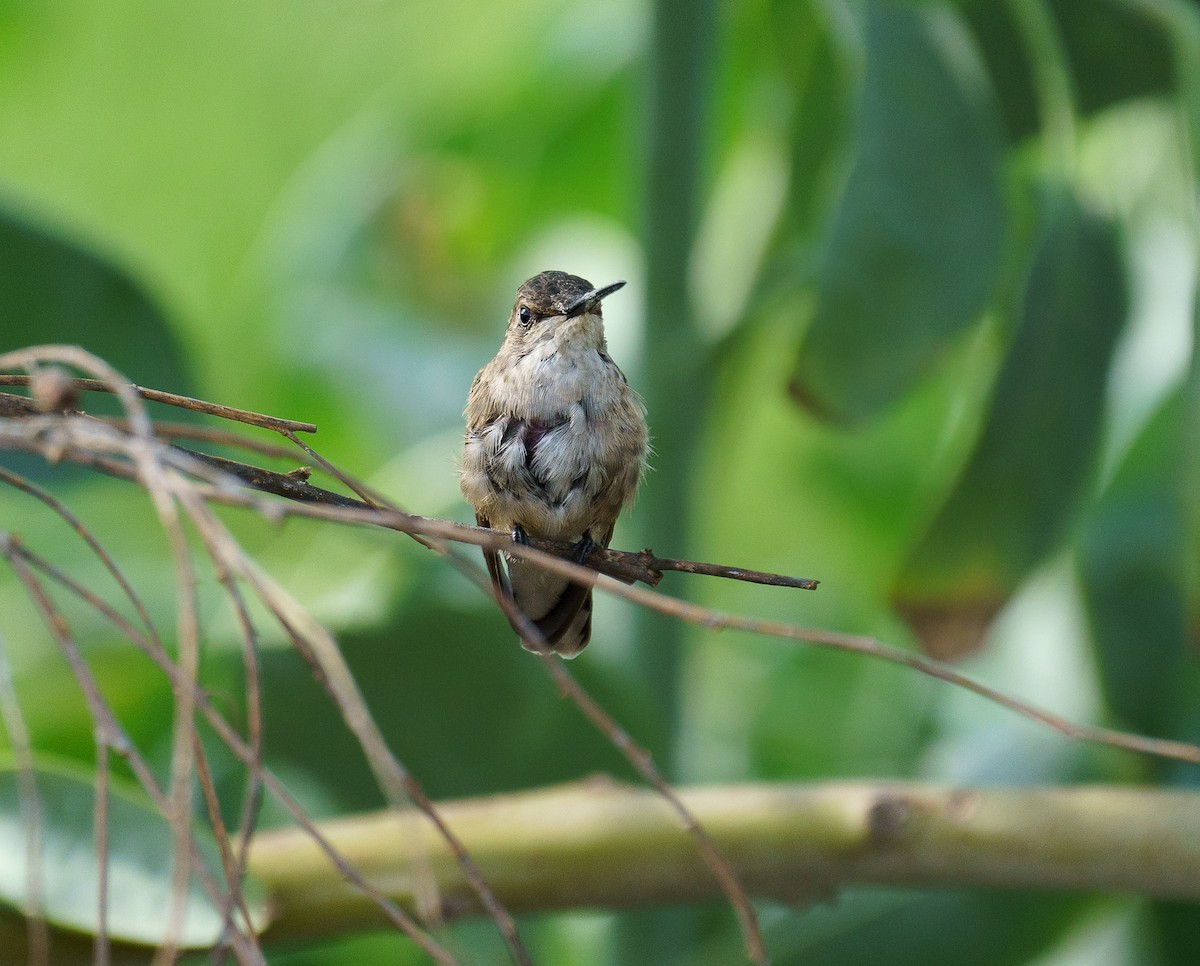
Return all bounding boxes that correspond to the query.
[0,758,266,949]
[791,6,1008,424]
[0,0,1198,963]
[894,191,1128,658]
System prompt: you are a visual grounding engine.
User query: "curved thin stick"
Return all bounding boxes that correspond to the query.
[9,541,460,966]
[0,373,316,434]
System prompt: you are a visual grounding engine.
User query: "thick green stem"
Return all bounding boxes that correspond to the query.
[246,779,1200,946]
[635,0,715,765]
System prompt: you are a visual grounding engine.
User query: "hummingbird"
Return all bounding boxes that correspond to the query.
[460,270,648,657]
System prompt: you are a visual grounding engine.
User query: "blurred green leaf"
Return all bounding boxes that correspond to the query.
[0,757,265,954]
[791,3,1007,424]
[1150,898,1200,966]
[768,0,853,251]
[1078,391,1190,736]
[259,567,663,810]
[893,190,1127,657]
[765,889,1091,966]
[1051,0,1173,116]
[960,0,1174,143]
[0,209,189,392]
[958,1,1040,143]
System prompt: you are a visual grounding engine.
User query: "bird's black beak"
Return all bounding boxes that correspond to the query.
[564,280,626,318]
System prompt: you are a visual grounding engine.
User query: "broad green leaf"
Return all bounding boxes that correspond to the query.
[258,566,664,810]
[0,758,266,952]
[893,190,1127,656]
[769,0,854,249]
[762,889,1091,966]
[791,3,1007,424]
[1050,0,1173,116]
[1150,899,1200,966]
[959,0,1174,143]
[0,209,189,393]
[1078,392,1190,736]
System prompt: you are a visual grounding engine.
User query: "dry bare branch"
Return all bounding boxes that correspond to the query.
[0,540,263,964]
[0,373,316,434]
[6,539,459,966]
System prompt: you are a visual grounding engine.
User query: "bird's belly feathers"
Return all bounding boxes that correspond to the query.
[460,350,646,541]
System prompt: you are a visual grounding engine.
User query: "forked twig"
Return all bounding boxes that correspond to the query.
[6,540,459,966]
[0,543,264,964]
[1,373,819,591]
[175,487,532,966]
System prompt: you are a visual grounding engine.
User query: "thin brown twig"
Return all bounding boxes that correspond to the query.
[0,391,38,416]
[176,489,532,966]
[193,736,263,965]
[0,373,317,434]
[0,540,264,964]
[94,739,112,966]
[195,535,266,963]
[0,626,50,966]
[182,450,364,508]
[8,540,460,966]
[0,396,303,462]
[540,657,768,964]
[647,556,818,590]
[114,419,304,462]
[128,476,1200,770]
[141,477,200,966]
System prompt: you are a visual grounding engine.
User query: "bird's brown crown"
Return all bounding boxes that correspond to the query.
[515,271,597,316]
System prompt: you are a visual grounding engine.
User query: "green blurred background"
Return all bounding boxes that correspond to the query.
[1,0,1199,962]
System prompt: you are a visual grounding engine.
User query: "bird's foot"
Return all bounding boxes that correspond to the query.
[511,524,528,546]
[572,532,595,565]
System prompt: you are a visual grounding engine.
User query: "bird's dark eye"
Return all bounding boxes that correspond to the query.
[518,305,532,326]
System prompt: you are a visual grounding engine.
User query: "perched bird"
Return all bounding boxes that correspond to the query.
[460,270,648,657]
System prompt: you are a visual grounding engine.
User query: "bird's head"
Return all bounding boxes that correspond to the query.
[504,270,626,350]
